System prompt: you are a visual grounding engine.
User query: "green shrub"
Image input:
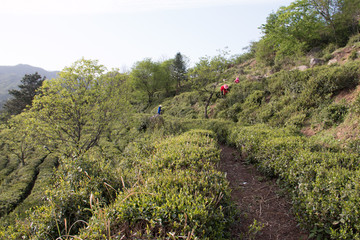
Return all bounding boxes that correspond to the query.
[79,130,235,240]
[227,124,360,239]
[349,50,358,60]
[160,92,202,119]
[0,156,44,216]
[347,33,360,46]
[3,146,126,239]
[284,111,307,129]
[323,101,348,127]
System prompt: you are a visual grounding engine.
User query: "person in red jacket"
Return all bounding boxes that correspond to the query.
[220,84,229,96]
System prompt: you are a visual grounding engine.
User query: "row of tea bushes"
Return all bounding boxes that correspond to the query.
[227,124,360,239]
[0,154,47,217]
[6,155,58,219]
[0,155,19,185]
[79,130,236,239]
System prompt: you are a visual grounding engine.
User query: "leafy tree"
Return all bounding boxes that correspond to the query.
[258,0,360,67]
[160,59,176,97]
[129,58,172,107]
[3,72,46,116]
[30,58,129,157]
[307,0,360,44]
[171,52,188,93]
[0,113,40,166]
[258,0,324,66]
[189,51,229,118]
[340,0,360,35]
[308,0,344,44]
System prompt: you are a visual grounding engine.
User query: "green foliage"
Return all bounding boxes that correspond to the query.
[5,146,124,239]
[226,123,360,239]
[189,49,230,118]
[2,72,45,117]
[215,79,265,122]
[0,155,45,217]
[214,61,360,129]
[322,101,348,128]
[160,91,203,119]
[171,52,188,93]
[31,58,130,157]
[257,0,324,66]
[130,58,174,106]
[1,4,360,237]
[349,50,359,60]
[79,130,235,239]
[352,92,360,114]
[347,33,360,46]
[256,0,360,66]
[232,41,257,65]
[0,112,41,166]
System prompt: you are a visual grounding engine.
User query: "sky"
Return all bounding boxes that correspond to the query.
[0,0,293,72]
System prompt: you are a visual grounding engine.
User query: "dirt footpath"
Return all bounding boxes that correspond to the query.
[219,144,309,240]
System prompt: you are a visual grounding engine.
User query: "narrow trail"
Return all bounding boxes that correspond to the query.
[219,144,309,240]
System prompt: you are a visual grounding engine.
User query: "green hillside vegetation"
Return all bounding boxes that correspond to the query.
[1,0,360,239]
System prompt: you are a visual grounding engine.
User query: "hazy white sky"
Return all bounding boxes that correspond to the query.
[0,0,293,71]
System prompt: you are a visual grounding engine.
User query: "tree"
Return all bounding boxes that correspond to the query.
[160,59,176,97]
[324,0,360,44]
[129,58,172,107]
[0,113,39,166]
[257,0,360,67]
[258,0,324,66]
[30,58,129,157]
[189,51,229,118]
[340,0,360,35]
[308,0,344,43]
[171,52,188,93]
[3,72,46,116]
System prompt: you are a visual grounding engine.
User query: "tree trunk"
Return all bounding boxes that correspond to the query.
[204,92,214,119]
[20,153,25,166]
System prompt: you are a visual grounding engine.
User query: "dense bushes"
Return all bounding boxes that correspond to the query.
[0,130,235,239]
[0,155,46,217]
[79,130,235,239]
[227,124,360,239]
[210,61,360,129]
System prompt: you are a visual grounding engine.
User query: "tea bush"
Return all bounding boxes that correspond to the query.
[0,155,45,217]
[0,155,18,184]
[215,62,360,130]
[1,145,126,239]
[227,124,360,239]
[79,130,235,239]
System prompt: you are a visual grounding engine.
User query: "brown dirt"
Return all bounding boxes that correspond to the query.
[219,144,309,240]
[334,85,360,104]
[330,45,360,65]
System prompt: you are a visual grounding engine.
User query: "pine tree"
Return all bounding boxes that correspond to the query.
[171,52,187,93]
[3,72,45,116]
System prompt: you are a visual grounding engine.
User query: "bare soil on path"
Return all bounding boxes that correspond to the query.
[219,144,309,240]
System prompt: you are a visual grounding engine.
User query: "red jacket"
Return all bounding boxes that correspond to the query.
[220,85,229,95]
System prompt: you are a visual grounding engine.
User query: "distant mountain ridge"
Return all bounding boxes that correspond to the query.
[0,64,59,109]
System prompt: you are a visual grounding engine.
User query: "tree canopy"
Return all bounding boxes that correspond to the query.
[189,51,229,118]
[29,59,129,157]
[171,52,188,93]
[257,0,360,66]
